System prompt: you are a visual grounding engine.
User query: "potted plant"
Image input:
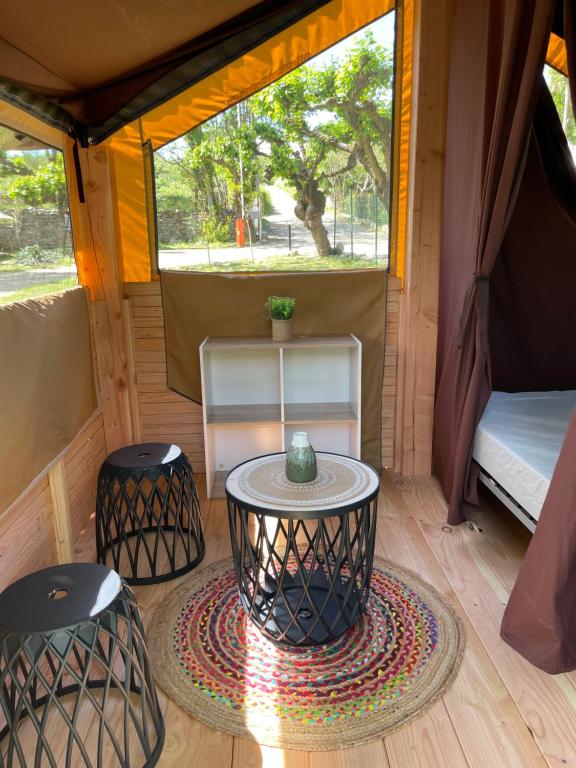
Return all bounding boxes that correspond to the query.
[266,296,296,341]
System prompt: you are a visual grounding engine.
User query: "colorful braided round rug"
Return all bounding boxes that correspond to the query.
[148,557,465,751]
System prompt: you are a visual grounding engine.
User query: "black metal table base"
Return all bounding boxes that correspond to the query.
[244,565,364,646]
[227,505,378,647]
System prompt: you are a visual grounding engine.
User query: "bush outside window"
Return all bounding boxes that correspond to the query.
[0,128,76,306]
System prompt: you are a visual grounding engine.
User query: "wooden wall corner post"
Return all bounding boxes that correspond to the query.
[395,0,452,477]
[48,460,74,564]
[72,144,134,453]
[122,298,142,443]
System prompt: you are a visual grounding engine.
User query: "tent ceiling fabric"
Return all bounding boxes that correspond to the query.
[1,1,260,90]
[0,0,329,142]
[0,125,50,151]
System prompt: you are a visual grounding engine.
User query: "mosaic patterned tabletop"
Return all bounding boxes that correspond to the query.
[225,453,380,513]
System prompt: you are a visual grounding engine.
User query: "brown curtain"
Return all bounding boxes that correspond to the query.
[499,4,576,673]
[0,287,97,514]
[433,0,554,525]
[490,85,576,393]
[160,270,387,470]
[501,414,576,672]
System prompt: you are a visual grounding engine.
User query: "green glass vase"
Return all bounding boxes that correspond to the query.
[285,432,317,483]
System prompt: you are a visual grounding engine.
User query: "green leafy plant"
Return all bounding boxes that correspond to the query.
[199,216,231,245]
[15,244,55,265]
[266,295,296,320]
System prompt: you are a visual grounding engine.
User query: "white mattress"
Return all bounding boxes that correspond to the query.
[473,391,576,521]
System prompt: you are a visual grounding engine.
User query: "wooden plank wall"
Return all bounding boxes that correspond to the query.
[395,0,451,475]
[64,412,107,537]
[125,282,205,473]
[0,411,106,592]
[383,276,400,467]
[124,276,401,470]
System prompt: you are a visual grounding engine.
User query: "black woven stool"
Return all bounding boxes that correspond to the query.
[96,443,205,585]
[0,563,164,768]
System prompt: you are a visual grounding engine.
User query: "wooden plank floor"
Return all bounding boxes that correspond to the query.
[67,472,576,768]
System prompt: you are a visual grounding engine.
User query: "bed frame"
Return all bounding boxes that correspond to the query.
[476,464,537,533]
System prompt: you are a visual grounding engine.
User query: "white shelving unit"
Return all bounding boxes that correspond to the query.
[200,336,362,498]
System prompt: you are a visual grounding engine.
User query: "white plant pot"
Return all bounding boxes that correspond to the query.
[271,318,293,342]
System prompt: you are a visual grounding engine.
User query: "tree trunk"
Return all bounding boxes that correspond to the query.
[244,214,258,243]
[307,214,331,256]
[294,181,331,257]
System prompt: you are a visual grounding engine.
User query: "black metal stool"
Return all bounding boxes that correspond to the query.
[0,563,164,767]
[96,443,205,585]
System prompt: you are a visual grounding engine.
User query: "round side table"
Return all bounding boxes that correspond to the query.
[0,563,164,767]
[225,452,380,647]
[96,442,205,585]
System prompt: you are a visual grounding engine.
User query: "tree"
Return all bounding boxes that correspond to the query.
[249,31,392,256]
[154,29,394,257]
[156,106,263,243]
[250,74,336,255]
[312,32,393,206]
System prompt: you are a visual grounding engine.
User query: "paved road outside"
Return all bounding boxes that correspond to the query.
[158,185,388,270]
[0,266,77,296]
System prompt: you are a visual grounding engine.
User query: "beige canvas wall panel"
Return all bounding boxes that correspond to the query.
[0,287,97,514]
[160,270,387,470]
[125,276,399,470]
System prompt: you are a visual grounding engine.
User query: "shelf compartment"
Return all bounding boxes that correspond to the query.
[284,402,357,423]
[282,346,359,407]
[285,422,360,458]
[202,347,280,408]
[207,403,281,424]
[207,423,283,473]
[201,335,362,497]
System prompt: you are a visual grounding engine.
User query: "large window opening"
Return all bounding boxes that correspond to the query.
[154,12,395,273]
[0,127,76,305]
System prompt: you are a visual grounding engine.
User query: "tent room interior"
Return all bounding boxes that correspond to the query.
[2,0,576,766]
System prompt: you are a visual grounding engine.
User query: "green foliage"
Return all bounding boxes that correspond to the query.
[249,30,393,201]
[6,154,67,208]
[544,65,576,146]
[15,244,57,264]
[266,295,296,319]
[0,245,73,270]
[199,217,231,245]
[260,188,273,216]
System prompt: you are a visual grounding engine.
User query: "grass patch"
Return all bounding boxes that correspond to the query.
[0,277,78,305]
[159,241,235,250]
[0,255,76,273]
[168,253,385,272]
